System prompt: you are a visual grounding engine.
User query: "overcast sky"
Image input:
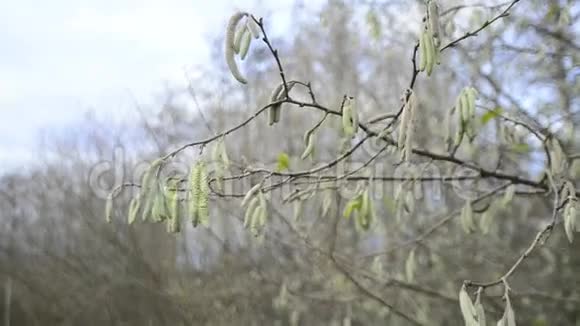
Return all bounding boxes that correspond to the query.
[0,0,309,172]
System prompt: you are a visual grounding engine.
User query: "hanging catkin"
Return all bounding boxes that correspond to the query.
[225,12,249,84]
[128,196,140,225]
[398,90,417,161]
[268,81,297,126]
[341,97,358,137]
[166,179,181,233]
[140,158,162,221]
[428,0,441,44]
[188,162,202,224]
[197,162,210,226]
[238,28,252,60]
[105,193,113,223]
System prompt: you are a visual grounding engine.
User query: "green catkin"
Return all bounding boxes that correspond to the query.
[151,190,167,222]
[301,133,315,160]
[397,100,410,148]
[139,166,153,200]
[419,29,428,71]
[458,88,476,140]
[188,162,201,225]
[480,203,496,234]
[394,189,405,222]
[459,285,477,325]
[167,211,181,233]
[456,90,465,126]
[239,28,252,60]
[405,191,416,215]
[425,29,435,76]
[225,12,249,84]
[466,90,475,119]
[360,190,369,221]
[399,91,417,161]
[405,249,416,282]
[474,291,486,326]
[248,191,268,236]
[242,183,261,207]
[268,84,284,125]
[269,104,281,125]
[453,128,462,147]
[141,183,157,222]
[211,138,230,188]
[166,179,180,232]
[428,0,441,43]
[573,204,579,232]
[460,201,474,234]
[268,82,296,126]
[350,98,359,134]
[342,100,355,137]
[197,162,210,226]
[293,200,303,221]
[564,206,573,242]
[233,25,246,54]
[165,215,172,233]
[128,196,141,225]
[460,89,470,122]
[343,198,360,219]
[358,190,371,230]
[139,159,162,221]
[427,0,442,64]
[105,193,113,223]
[258,191,268,222]
[303,127,315,146]
[466,87,478,115]
[321,189,333,217]
[502,184,516,207]
[549,138,566,175]
[215,138,230,190]
[244,196,260,227]
[139,159,162,198]
[444,105,454,149]
[403,99,416,161]
[498,295,516,326]
[435,45,441,65]
[250,206,263,237]
[564,200,577,242]
[257,204,267,227]
[165,179,181,233]
[211,144,223,191]
[562,181,575,201]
